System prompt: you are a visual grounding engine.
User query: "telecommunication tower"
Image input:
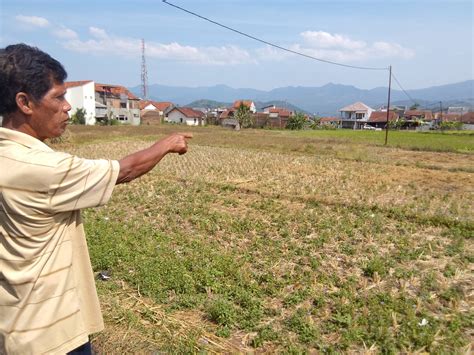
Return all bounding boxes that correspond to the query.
[141,38,148,99]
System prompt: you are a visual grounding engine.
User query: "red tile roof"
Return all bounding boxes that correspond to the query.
[320,116,341,123]
[65,80,93,88]
[460,112,474,124]
[233,100,254,109]
[440,113,461,122]
[95,83,139,100]
[269,108,292,118]
[403,110,433,121]
[368,111,398,123]
[139,100,173,111]
[170,107,205,118]
[219,108,235,119]
[440,113,474,123]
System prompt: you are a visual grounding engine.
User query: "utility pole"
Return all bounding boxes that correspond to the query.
[384,65,392,146]
[439,101,443,122]
[141,38,148,100]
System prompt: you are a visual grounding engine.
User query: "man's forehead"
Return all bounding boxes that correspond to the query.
[47,82,66,94]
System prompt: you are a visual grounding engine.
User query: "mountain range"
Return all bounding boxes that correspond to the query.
[130,80,473,116]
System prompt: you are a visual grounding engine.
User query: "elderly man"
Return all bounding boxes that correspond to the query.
[0,43,192,354]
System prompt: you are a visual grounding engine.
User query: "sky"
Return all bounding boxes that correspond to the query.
[1,0,473,91]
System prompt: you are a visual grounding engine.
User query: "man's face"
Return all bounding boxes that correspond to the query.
[29,81,71,141]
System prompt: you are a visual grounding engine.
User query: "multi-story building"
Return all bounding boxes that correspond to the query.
[65,81,141,125]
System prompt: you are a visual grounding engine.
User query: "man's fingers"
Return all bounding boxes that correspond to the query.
[179,132,193,139]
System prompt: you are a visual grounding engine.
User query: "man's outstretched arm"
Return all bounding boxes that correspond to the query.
[116,132,192,184]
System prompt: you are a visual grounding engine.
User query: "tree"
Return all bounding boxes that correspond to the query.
[69,108,87,125]
[286,112,306,130]
[409,103,420,110]
[235,103,253,129]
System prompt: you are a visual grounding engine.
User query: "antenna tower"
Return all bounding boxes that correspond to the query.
[141,38,148,99]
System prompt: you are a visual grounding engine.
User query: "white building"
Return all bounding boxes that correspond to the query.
[339,102,374,129]
[65,81,96,125]
[166,107,205,126]
[65,81,141,125]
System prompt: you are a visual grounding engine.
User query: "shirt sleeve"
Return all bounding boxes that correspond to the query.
[47,154,120,213]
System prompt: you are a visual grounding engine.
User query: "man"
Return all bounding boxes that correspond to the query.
[0,44,192,354]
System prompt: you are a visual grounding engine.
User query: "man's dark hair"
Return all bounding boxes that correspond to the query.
[0,43,67,115]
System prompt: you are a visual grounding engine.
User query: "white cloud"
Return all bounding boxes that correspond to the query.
[51,26,78,40]
[89,27,109,40]
[15,15,50,28]
[61,27,255,65]
[257,31,414,63]
[301,31,366,50]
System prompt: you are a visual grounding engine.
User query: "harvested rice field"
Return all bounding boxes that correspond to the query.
[54,125,473,353]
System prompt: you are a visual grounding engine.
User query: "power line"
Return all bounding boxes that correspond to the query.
[391,72,417,105]
[162,0,388,71]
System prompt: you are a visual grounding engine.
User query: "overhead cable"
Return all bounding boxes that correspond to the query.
[162,0,389,71]
[391,72,418,105]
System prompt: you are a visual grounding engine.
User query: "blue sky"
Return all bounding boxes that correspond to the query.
[1,0,472,91]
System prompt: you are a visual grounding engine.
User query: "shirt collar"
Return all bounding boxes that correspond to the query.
[0,127,53,152]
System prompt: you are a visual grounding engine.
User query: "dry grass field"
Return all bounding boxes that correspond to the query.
[56,125,473,353]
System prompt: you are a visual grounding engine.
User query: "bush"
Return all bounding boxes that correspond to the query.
[69,108,86,125]
[439,121,463,131]
[286,112,306,130]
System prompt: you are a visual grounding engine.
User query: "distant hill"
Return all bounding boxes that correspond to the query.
[129,80,473,116]
[185,99,229,109]
[185,99,309,114]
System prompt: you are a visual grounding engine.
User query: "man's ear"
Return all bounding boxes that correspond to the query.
[15,92,34,115]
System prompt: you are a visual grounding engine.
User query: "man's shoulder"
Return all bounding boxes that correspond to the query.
[0,142,73,169]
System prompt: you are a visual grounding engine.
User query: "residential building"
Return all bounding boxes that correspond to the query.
[367,111,399,129]
[65,81,97,125]
[65,81,141,125]
[339,102,374,129]
[166,107,205,126]
[403,110,434,122]
[139,100,174,115]
[267,107,293,128]
[319,117,341,127]
[233,100,256,113]
[139,100,174,125]
[95,83,141,125]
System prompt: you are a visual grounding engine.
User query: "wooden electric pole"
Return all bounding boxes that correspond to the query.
[384,65,392,146]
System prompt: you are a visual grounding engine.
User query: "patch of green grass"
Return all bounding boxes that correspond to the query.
[285,309,320,345]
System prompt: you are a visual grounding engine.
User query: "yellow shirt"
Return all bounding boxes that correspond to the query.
[0,128,120,354]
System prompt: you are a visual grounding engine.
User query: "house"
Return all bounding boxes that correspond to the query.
[403,110,434,122]
[139,100,174,125]
[233,100,256,113]
[139,100,173,115]
[65,81,141,125]
[447,106,470,115]
[460,112,474,130]
[219,109,239,129]
[367,111,399,129]
[319,117,341,127]
[267,107,293,128]
[339,102,374,129]
[439,112,474,128]
[95,83,141,125]
[165,107,205,126]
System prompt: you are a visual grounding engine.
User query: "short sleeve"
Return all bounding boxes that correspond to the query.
[47,155,120,213]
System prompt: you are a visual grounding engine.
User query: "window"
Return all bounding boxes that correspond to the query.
[356,113,364,119]
[119,115,128,121]
[120,102,127,108]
